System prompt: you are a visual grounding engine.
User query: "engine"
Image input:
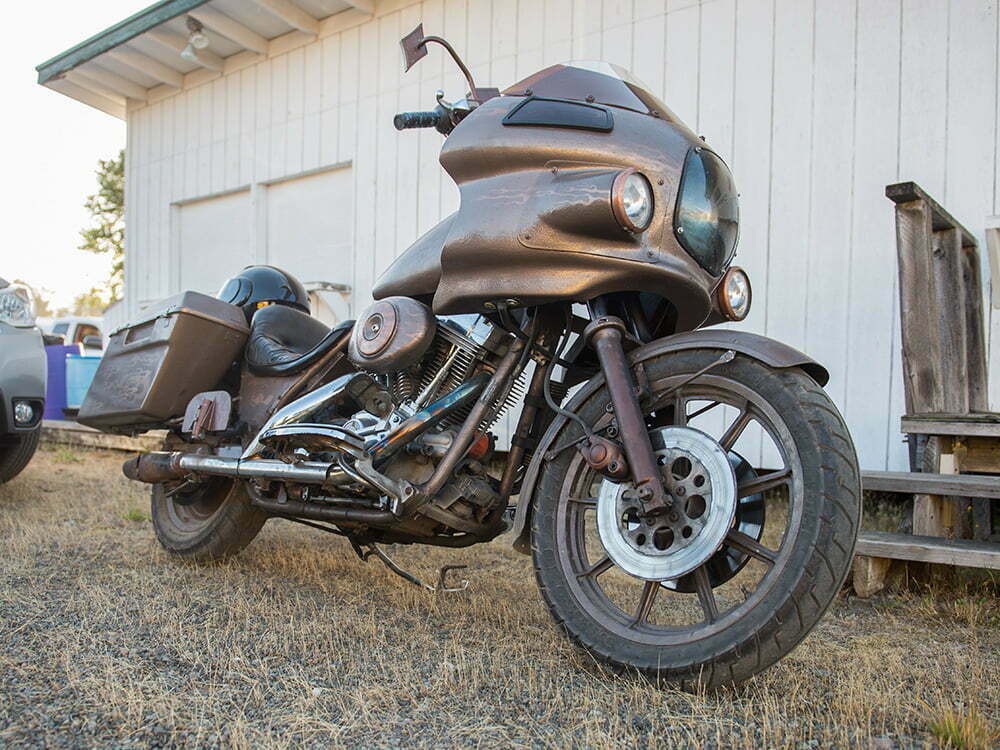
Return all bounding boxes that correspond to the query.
[341,297,524,539]
[348,296,523,430]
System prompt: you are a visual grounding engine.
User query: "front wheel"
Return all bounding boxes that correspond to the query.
[531,350,860,689]
[0,428,41,484]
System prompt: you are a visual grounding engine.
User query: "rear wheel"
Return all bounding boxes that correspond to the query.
[151,477,266,563]
[531,350,860,689]
[0,428,41,484]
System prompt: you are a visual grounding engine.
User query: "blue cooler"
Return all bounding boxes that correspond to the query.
[44,343,84,420]
[65,355,103,410]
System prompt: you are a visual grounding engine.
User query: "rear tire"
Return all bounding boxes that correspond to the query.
[531,351,861,689]
[0,428,41,484]
[151,478,266,563]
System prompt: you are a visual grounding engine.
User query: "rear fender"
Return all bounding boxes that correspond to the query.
[509,329,828,553]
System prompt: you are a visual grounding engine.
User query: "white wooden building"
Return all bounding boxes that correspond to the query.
[38,0,1000,471]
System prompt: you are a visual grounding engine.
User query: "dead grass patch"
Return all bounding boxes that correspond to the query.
[0,446,997,748]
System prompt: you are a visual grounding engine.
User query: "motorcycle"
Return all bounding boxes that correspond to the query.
[80,26,860,689]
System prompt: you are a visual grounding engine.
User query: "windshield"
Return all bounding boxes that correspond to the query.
[504,62,680,122]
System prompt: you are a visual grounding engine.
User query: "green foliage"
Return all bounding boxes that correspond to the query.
[71,287,111,316]
[53,448,83,464]
[122,507,150,523]
[927,702,997,750]
[79,150,125,301]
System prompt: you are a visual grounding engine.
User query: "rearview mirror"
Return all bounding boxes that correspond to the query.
[400,24,428,72]
[82,335,103,350]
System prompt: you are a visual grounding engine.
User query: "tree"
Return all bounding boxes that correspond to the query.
[71,287,110,316]
[79,150,125,301]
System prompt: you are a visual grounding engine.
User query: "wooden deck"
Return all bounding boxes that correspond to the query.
[861,469,1000,499]
[40,420,164,452]
[856,531,1000,570]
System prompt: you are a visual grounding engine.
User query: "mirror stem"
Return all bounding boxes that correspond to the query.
[420,35,481,102]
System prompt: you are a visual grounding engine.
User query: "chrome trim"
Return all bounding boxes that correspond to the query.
[241,372,374,459]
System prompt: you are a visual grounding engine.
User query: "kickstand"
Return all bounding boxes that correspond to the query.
[358,543,469,593]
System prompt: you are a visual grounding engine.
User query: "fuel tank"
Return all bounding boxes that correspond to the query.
[374,64,731,333]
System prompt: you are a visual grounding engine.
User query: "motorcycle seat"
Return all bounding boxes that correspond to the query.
[245,304,354,377]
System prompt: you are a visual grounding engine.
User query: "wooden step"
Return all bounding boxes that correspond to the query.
[861,469,1000,498]
[855,531,1000,569]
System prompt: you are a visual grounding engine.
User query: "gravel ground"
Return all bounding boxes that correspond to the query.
[0,446,997,749]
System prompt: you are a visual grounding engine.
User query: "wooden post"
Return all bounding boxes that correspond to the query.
[913,438,965,538]
[852,555,893,598]
[931,227,968,414]
[892,197,943,415]
[960,243,989,412]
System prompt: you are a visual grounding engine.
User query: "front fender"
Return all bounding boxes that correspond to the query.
[509,329,827,554]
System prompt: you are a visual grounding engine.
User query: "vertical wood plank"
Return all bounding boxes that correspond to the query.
[664,3,700,128]
[697,0,735,159]
[898,0,948,199]
[931,226,969,413]
[731,0,774,467]
[631,9,665,98]
[894,199,942,415]
[962,241,990,412]
[805,0,856,410]
[764,0,813,352]
[847,0,900,471]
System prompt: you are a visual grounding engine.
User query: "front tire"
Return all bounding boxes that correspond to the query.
[531,351,860,689]
[151,478,266,563]
[0,428,41,484]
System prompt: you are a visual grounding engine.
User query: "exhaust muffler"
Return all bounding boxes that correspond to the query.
[123,451,350,487]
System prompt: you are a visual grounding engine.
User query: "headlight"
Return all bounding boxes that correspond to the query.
[674,146,739,275]
[718,267,751,321]
[0,286,35,328]
[611,169,654,232]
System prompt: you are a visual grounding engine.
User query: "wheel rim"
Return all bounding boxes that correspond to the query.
[555,372,804,646]
[162,478,231,533]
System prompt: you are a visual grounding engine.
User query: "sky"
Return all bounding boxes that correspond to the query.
[0,1,148,310]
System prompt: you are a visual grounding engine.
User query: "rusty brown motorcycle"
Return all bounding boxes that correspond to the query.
[82,26,860,689]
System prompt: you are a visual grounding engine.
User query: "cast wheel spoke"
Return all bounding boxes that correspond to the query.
[672,395,688,426]
[692,565,719,623]
[630,580,660,627]
[737,468,791,498]
[719,402,753,451]
[725,528,778,565]
[577,554,614,579]
[686,400,721,421]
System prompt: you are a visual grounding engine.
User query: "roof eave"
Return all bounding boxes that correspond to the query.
[35,0,213,86]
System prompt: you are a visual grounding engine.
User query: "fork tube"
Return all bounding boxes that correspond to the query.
[585,314,671,513]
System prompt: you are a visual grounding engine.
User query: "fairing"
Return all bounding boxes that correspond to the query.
[375,63,737,332]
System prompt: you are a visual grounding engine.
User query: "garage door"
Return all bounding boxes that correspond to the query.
[177,189,252,295]
[265,166,354,321]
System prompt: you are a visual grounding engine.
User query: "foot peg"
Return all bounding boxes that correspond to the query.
[361,543,469,592]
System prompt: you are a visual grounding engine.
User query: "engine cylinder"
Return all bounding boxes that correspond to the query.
[348,296,437,373]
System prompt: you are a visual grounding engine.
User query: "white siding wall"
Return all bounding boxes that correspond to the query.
[123,0,1000,470]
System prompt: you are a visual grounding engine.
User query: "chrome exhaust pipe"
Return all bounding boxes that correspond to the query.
[124,451,351,488]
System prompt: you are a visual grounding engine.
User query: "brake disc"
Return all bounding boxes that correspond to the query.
[597,426,738,581]
[663,452,765,593]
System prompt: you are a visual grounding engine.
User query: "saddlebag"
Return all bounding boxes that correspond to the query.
[78,291,249,433]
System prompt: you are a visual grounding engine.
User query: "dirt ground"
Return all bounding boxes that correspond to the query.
[1,446,997,749]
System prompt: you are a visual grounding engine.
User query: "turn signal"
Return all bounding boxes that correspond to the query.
[718,267,751,321]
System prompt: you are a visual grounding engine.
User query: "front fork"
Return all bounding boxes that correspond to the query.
[584,314,672,514]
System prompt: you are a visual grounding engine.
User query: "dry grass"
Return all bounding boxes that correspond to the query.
[1,446,998,748]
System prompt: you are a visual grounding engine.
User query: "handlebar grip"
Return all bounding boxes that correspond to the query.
[393,110,442,131]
